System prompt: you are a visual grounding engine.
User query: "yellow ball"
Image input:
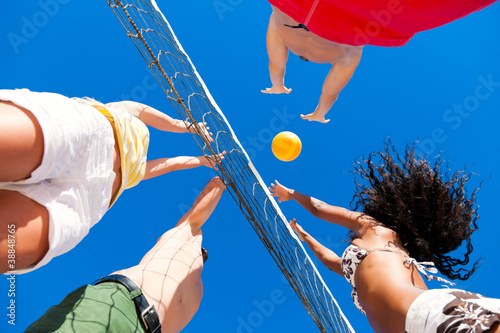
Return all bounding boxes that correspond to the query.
[272,131,302,162]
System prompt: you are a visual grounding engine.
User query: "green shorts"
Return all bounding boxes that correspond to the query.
[25,282,146,332]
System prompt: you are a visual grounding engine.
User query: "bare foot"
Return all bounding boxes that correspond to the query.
[261,86,292,94]
[300,113,330,123]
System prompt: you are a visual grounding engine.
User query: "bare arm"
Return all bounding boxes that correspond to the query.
[262,13,292,94]
[143,152,225,181]
[269,180,371,237]
[301,49,362,123]
[106,101,213,141]
[176,177,226,232]
[106,101,187,132]
[290,219,343,275]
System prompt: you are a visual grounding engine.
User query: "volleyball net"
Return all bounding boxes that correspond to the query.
[106,1,354,332]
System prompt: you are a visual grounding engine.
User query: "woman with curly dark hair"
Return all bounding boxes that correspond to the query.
[269,141,500,333]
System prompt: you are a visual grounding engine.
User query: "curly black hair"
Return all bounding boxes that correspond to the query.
[351,139,481,280]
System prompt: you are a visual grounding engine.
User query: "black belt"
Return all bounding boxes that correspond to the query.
[284,23,310,31]
[93,274,162,333]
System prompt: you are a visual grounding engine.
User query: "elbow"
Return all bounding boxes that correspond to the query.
[311,206,320,218]
[310,200,327,218]
[123,101,144,119]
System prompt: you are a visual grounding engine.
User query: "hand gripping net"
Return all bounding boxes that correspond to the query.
[106,1,355,332]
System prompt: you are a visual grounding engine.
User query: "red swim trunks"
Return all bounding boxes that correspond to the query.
[268,0,497,46]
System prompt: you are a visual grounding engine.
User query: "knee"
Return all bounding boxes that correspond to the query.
[0,232,48,274]
[0,190,49,273]
[0,101,44,182]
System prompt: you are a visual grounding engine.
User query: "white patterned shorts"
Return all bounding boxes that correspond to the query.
[406,288,500,333]
[0,89,116,274]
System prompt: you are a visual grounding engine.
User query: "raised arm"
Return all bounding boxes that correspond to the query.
[143,152,225,181]
[261,13,292,95]
[176,177,226,233]
[289,219,342,275]
[106,101,213,141]
[269,180,371,237]
[300,49,362,123]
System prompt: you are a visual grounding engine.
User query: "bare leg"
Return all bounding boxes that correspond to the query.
[0,190,49,273]
[261,13,292,94]
[114,177,226,332]
[0,102,49,272]
[0,101,44,182]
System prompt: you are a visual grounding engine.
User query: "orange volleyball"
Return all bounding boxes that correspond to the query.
[271,131,302,162]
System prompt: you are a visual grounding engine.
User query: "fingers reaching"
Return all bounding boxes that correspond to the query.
[198,122,214,142]
[268,181,278,197]
[289,218,306,241]
[268,180,291,203]
[187,120,214,142]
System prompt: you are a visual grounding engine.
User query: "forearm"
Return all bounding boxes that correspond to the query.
[288,189,342,221]
[301,232,342,275]
[152,116,188,133]
[288,189,367,233]
[288,189,323,217]
[178,177,226,231]
[136,103,188,133]
[143,156,205,180]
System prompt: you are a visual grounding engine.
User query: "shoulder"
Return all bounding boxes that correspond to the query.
[105,101,140,118]
[359,223,395,240]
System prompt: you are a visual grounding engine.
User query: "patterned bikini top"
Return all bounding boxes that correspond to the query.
[341,244,454,314]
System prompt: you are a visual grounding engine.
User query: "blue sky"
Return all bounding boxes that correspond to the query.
[1,1,500,332]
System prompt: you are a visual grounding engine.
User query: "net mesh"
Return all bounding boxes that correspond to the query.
[106,1,355,332]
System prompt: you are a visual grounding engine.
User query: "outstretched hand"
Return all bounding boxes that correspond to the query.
[201,151,226,170]
[269,180,292,203]
[261,86,292,94]
[289,218,307,242]
[300,113,330,123]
